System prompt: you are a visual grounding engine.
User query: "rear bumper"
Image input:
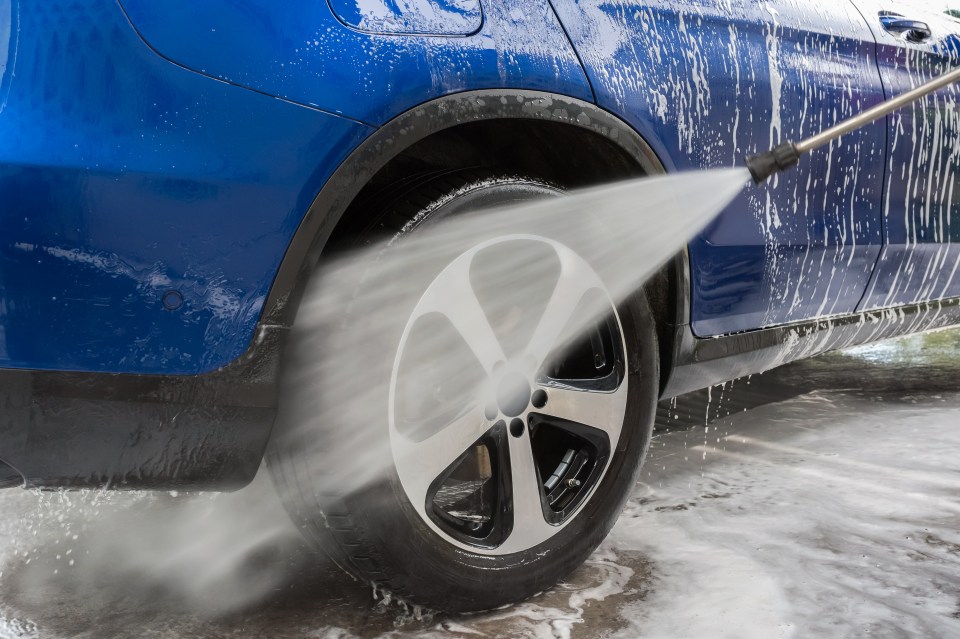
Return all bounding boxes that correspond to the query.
[0,326,285,490]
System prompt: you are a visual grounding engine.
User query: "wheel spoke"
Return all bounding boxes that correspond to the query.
[534,381,628,437]
[499,430,554,553]
[392,407,491,509]
[524,257,605,372]
[412,257,506,375]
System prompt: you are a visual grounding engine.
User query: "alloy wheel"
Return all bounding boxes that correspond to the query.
[388,234,629,555]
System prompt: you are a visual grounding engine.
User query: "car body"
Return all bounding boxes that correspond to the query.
[1,0,959,491]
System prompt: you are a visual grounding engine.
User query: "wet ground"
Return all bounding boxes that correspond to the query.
[2,330,960,638]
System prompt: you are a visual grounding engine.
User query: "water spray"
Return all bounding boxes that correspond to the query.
[747,65,960,184]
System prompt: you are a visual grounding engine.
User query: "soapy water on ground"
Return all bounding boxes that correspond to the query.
[2,169,960,637]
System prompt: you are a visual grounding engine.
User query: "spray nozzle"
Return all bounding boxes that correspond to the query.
[746,142,800,184]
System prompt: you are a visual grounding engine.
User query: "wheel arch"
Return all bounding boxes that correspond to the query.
[262,90,687,396]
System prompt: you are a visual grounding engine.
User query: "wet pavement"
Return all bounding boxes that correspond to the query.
[2,330,960,638]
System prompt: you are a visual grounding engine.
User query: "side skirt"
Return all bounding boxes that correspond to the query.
[662,298,960,399]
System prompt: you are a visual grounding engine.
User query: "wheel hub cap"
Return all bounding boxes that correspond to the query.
[495,371,530,417]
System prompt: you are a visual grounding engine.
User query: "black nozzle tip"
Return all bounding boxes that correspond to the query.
[746,142,801,184]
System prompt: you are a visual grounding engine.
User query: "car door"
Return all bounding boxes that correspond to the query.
[549,0,888,336]
[850,1,960,310]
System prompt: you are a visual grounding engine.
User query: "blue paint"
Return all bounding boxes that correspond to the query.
[855,2,960,310]
[0,0,372,374]
[550,0,888,335]
[117,0,592,125]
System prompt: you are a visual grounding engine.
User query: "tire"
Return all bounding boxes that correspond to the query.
[268,169,659,612]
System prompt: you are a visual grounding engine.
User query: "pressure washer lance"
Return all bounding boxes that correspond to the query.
[747,64,960,184]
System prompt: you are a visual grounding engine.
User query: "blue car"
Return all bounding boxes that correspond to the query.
[2,0,959,611]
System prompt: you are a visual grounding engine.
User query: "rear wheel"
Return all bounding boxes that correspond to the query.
[269,170,659,612]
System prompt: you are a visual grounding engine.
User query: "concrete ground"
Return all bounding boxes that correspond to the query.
[2,330,960,638]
